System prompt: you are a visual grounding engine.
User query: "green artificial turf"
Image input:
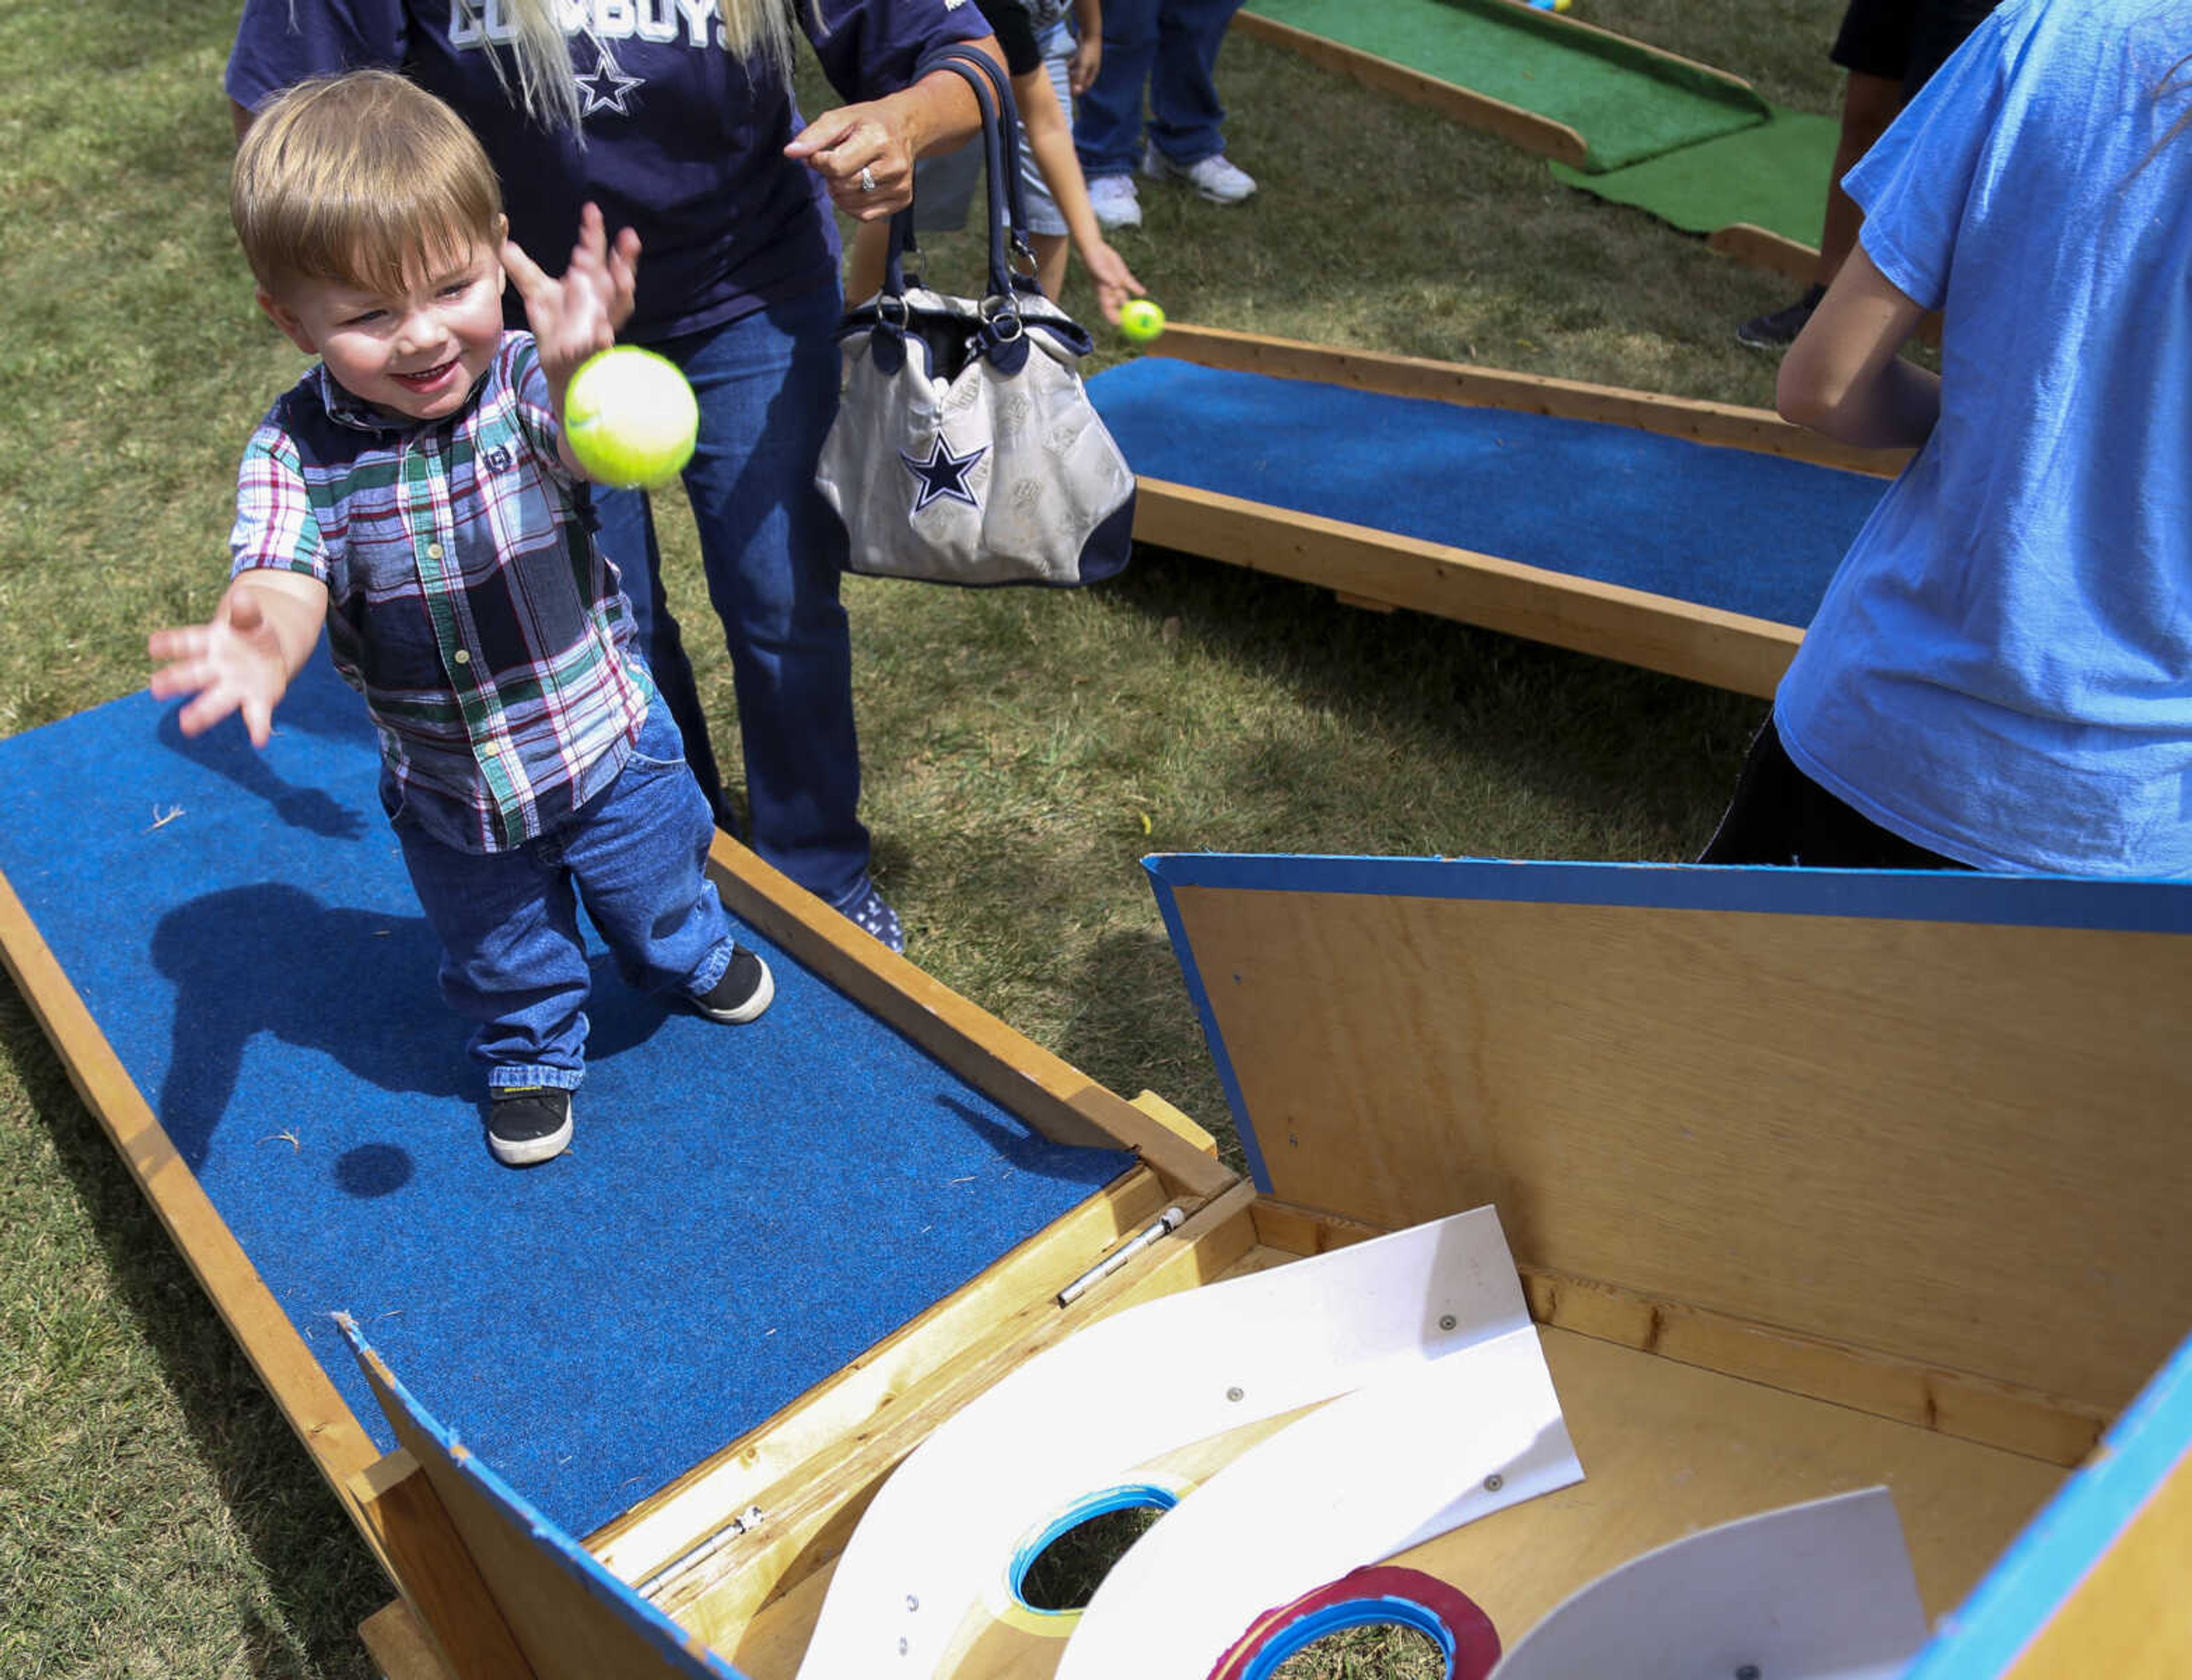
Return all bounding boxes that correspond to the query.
[1554,103,1838,244]
[1246,0,1768,171]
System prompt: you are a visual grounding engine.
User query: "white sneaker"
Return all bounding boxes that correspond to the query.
[1143,144,1257,206]
[1087,174,1142,230]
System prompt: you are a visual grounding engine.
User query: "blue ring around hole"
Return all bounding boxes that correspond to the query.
[1006,1483,1180,1614]
[1237,1594,1457,1680]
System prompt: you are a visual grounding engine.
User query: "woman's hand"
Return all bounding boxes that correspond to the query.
[786,100,921,220]
[787,43,1003,223]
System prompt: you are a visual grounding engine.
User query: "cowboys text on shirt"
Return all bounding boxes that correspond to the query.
[448,0,727,53]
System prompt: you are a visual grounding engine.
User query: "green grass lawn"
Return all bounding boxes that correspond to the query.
[0,1,1844,1673]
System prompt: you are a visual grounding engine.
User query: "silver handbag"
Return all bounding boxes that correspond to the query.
[816,45,1135,588]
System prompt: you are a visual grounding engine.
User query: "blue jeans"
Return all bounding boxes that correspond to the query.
[1073,0,1245,178]
[592,283,873,910]
[393,698,738,1091]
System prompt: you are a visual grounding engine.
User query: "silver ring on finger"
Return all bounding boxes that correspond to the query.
[857,165,877,194]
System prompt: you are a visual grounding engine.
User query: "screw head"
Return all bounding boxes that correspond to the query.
[1438,1314,1457,1331]
[1225,1385,1245,1403]
[1482,1473,1504,1492]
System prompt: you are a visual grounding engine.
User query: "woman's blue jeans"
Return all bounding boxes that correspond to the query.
[592,283,873,911]
[1073,0,1244,178]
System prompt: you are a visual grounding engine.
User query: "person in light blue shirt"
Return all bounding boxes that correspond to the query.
[1704,0,2192,879]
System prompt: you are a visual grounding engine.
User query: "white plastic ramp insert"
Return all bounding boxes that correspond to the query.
[1489,1486,1930,1680]
[794,1205,1554,1679]
[1055,1324,1578,1679]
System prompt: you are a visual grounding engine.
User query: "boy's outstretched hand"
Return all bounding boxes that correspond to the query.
[148,570,328,748]
[502,203,640,402]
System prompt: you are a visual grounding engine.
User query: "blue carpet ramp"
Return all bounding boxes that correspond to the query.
[0,653,1135,1541]
[1089,333,1898,696]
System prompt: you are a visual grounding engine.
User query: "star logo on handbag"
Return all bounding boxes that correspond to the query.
[900,434,986,514]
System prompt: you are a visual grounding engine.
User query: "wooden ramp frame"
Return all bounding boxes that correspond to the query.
[0,827,1232,1680]
[339,862,2192,1678]
[13,785,2192,1675]
[1126,324,1908,698]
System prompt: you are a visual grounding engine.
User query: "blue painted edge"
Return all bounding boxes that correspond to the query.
[336,1315,748,1680]
[1142,850,2192,1215]
[1008,1482,1180,1613]
[1902,1329,2192,1678]
[1142,852,2192,934]
[1145,860,1275,1192]
[1240,1595,1458,1680]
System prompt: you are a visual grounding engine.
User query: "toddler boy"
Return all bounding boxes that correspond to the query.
[151,70,773,1168]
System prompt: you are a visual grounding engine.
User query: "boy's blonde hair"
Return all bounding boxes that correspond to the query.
[232,70,503,298]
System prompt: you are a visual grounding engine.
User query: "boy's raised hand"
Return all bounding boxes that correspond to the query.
[148,571,327,748]
[502,203,640,400]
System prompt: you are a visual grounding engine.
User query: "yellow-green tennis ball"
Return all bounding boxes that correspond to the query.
[563,347,698,488]
[1118,299,1167,345]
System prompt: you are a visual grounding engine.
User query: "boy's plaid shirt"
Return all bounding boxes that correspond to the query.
[231,334,651,853]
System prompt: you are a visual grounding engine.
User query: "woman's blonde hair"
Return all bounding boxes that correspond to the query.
[495,0,818,130]
[232,70,503,297]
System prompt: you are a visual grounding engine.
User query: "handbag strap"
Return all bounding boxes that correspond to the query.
[881,42,1037,308]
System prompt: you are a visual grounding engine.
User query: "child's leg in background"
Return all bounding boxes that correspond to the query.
[1075,0,1155,179]
[1147,0,1242,168]
[1025,19,1078,298]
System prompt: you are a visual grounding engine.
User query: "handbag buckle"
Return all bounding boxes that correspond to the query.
[979,295,1025,344]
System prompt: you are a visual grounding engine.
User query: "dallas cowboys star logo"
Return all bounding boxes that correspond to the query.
[575,51,644,118]
[901,434,986,514]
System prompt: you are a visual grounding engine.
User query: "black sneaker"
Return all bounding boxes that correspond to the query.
[487,1087,573,1167]
[692,945,775,1024]
[1736,283,1826,351]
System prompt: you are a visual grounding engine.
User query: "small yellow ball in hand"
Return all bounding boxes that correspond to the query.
[562,347,699,488]
[1118,299,1167,345]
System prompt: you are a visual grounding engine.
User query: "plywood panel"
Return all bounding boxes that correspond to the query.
[1403,1330,2065,1643]
[1168,884,2192,1411]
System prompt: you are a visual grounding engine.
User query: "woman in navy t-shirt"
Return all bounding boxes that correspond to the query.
[228,0,1002,952]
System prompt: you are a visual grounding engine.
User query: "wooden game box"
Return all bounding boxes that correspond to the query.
[8,819,2192,1677]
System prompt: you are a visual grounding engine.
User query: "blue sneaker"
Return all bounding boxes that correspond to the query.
[835,881,905,953]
